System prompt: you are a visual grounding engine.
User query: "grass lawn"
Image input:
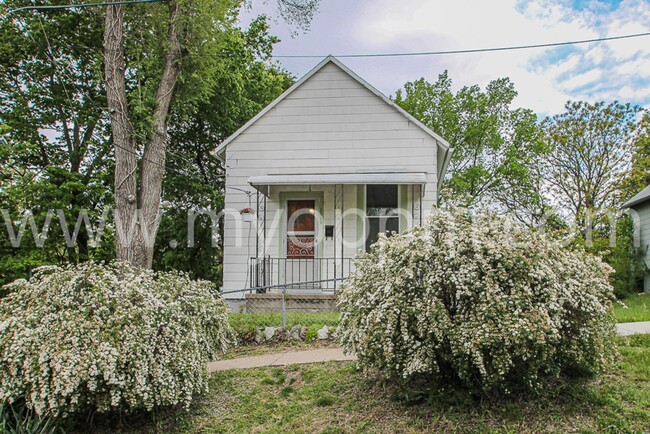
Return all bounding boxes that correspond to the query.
[87,335,650,434]
[229,311,340,335]
[614,293,650,323]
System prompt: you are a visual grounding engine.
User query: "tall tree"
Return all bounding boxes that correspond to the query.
[104,0,318,268]
[153,16,294,282]
[0,1,307,284]
[0,2,112,277]
[393,72,546,223]
[619,112,650,202]
[542,101,642,224]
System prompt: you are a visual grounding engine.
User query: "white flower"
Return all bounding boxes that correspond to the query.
[0,261,234,417]
[338,207,617,393]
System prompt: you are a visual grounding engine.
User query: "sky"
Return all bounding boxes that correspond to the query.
[239,0,650,117]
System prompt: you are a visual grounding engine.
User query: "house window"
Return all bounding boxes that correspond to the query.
[366,185,398,251]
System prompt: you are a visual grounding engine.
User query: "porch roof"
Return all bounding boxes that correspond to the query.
[248,172,427,194]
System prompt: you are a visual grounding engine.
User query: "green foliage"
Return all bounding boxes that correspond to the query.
[614,293,650,323]
[393,72,547,223]
[0,2,292,285]
[153,15,294,282]
[0,261,234,417]
[339,207,618,395]
[579,215,646,299]
[607,219,646,298]
[0,402,62,434]
[0,4,112,279]
[229,312,339,335]
[542,101,642,223]
[619,112,650,202]
[560,211,646,299]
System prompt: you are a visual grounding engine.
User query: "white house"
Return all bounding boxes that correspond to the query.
[622,184,650,292]
[213,56,452,306]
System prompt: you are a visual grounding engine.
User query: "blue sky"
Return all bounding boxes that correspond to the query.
[240,0,650,116]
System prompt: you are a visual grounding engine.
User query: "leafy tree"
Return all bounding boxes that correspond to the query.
[542,102,645,297]
[0,1,300,285]
[393,72,547,223]
[153,16,294,282]
[104,0,319,268]
[619,112,650,202]
[541,101,642,225]
[0,3,112,283]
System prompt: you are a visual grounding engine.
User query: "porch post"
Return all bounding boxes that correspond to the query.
[419,184,423,226]
[256,190,268,286]
[255,190,260,262]
[333,184,337,289]
[340,184,344,283]
[411,184,415,227]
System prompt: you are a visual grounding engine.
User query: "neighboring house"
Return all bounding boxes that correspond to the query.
[622,184,650,292]
[213,56,452,306]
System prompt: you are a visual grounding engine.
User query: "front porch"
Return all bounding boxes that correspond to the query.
[224,172,433,314]
[244,173,427,292]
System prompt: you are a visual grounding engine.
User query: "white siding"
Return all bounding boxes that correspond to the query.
[221,62,439,294]
[632,202,650,292]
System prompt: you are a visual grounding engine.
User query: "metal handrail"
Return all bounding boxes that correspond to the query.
[247,256,354,293]
[221,277,349,295]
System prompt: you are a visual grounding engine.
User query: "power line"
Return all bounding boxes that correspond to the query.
[7,0,162,14]
[273,31,650,58]
[13,26,649,61]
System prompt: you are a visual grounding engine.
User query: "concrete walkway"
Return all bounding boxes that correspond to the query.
[209,322,650,372]
[616,321,650,336]
[208,348,357,372]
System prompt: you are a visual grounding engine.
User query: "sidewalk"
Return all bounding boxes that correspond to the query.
[208,348,357,372]
[616,321,650,336]
[209,322,650,372]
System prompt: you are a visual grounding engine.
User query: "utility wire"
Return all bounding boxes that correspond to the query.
[273,31,650,58]
[7,0,162,14]
[13,31,650,60]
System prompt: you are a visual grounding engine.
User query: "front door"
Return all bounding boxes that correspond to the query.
[286,199,317,287]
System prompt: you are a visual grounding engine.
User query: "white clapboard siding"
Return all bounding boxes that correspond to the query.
[220,59,444,295]
[632,202,650,291]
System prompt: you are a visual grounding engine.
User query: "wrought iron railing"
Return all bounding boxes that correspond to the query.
[249,257,354,293]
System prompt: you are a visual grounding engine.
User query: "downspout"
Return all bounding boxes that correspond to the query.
[437,144,453,205]
[437,145,453,186]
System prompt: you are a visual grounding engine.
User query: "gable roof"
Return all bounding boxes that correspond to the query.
[622,184,650,208]
[212,55,454,183]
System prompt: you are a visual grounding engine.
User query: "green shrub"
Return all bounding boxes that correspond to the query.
[0,261,234,417]
[339,208,618,394]
[572,215,646,299]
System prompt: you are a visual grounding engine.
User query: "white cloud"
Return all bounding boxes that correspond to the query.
[241,0,650,115]
[561,68,602,89]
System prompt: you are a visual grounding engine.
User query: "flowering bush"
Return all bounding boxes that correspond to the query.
[0,261,234,416]
[339,208,617,394]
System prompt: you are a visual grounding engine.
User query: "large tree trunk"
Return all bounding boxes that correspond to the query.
[104,0,182,268]
[137,0,183,268]
[104,2,139,265]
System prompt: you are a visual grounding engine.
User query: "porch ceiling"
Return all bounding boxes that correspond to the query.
[248,172,427,195]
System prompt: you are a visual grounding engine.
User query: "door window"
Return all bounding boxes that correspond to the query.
[286,200,316,258]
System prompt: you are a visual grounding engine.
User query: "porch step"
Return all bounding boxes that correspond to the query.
[245,293,338,313]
